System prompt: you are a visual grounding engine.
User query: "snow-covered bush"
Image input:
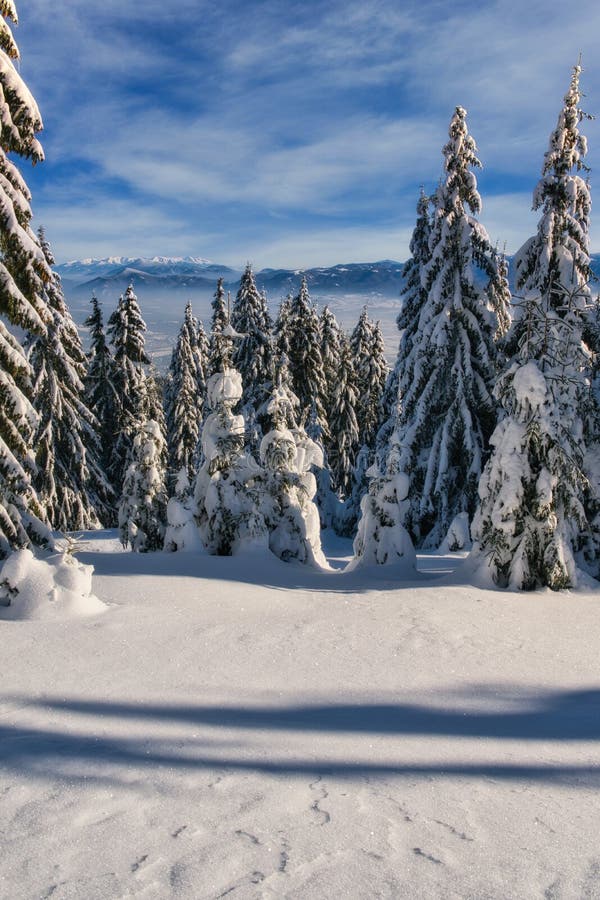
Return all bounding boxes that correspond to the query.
[119,420,168,552]
[0,548,105,620]
[439,512,471,553]
[349,466,416,570]
[259,427,327,567]
[163,468,204,553]
[195,369,268,555]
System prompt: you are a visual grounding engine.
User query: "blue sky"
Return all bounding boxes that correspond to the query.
[14,0,600,268]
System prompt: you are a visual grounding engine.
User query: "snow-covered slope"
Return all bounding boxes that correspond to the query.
[2,533,600,899]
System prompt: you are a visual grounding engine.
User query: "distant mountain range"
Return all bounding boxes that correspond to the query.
[56,254,600,367]
[55,257,406,300]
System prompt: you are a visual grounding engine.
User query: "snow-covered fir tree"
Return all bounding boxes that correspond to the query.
[28,230,112,531]
[349,464,416,571]
[472,65,598,589]
[286,277,328,441]
[84,296,118,487]
[163,466,203,553]
[385,106,500,549]
[118,419,167,552]
[194,367,267,555]
[166,302,206,485]
[259,423,327,568]
[274,293,293,358]
[319,304,343,455]
[257,358,327,566]
[0,2,55,556]
[231,264,274,443]
[327,333,359,498]
[344,309,388,534]
[208,277,232,375]
[364,317,388,450]
[486,248,512,343]
[259,354,300,433]
[378,189,432,460]
[513,65,593,338]
[106,284,150,494]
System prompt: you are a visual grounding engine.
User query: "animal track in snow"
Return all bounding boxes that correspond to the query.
[413,847,443,865]
[235,829,260,845]
[433,818,474,842]
[130,854,148,873]
[309,776,331,825]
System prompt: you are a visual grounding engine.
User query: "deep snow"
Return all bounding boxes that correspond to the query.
[2,532,600,899]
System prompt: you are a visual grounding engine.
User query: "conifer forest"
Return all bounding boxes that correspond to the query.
[3,4,600,899]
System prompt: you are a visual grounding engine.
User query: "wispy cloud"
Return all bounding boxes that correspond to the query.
[14,0,600,264]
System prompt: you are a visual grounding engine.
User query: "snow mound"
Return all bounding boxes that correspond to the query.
[0,548,106,620]
[439,512,472,552]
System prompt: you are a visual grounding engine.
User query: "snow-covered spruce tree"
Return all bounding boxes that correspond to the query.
[166,302,206,485]
[319,304,343,453]
[163,466,203,552]
[0,2,56,556]
[286,276,328,441]
[345,310,388,535]
[118,419,168,552]
[106,284,150,494]
[84,295,118,484]
[486,248,512,343]
[259,354,300,433]
[387,107,500,549]
[274,293,293,358]
[231,264,274,444]
[512,64,593,341]
[194,367,267,555]
[471,300,592,589]
[377,189,432,461]
[254,356,326,566]
[259,425,327,568]
[208,277,232,375]
[348,465,416,571]
[351,307,388,452]
[327,333,360,498]
[471,65,598,589]
[28,229,112,531]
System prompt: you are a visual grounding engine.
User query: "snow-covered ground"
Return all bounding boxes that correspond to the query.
[2,533,600,899]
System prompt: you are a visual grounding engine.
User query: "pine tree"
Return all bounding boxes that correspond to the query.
[513,64,593,336]
[378,190,432,461]
[350,308,388,450]
[118,420,167,552]
[286,277,328,440]
[84,296,118,482]
[166,302,205,484]
[385,107,500,548]
[327,334,359,498]
[28,230,112,531]
[208,277,233,375]
[107,284,150,494]
[274,293,293,358]
[259,354,300,433]
[231,264,274,440]
[0,2,55,556]
[486,248,512,343]
[472,65,598,589]
[319,305,343,447]
[194,367,268,555]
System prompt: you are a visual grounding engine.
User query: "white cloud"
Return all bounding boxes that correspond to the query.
[13,0,600,265]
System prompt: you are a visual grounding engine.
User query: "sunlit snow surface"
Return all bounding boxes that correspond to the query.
[2,532,600,899]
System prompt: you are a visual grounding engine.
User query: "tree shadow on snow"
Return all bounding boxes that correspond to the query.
[75,546,447,595]
[3,686,600,788]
